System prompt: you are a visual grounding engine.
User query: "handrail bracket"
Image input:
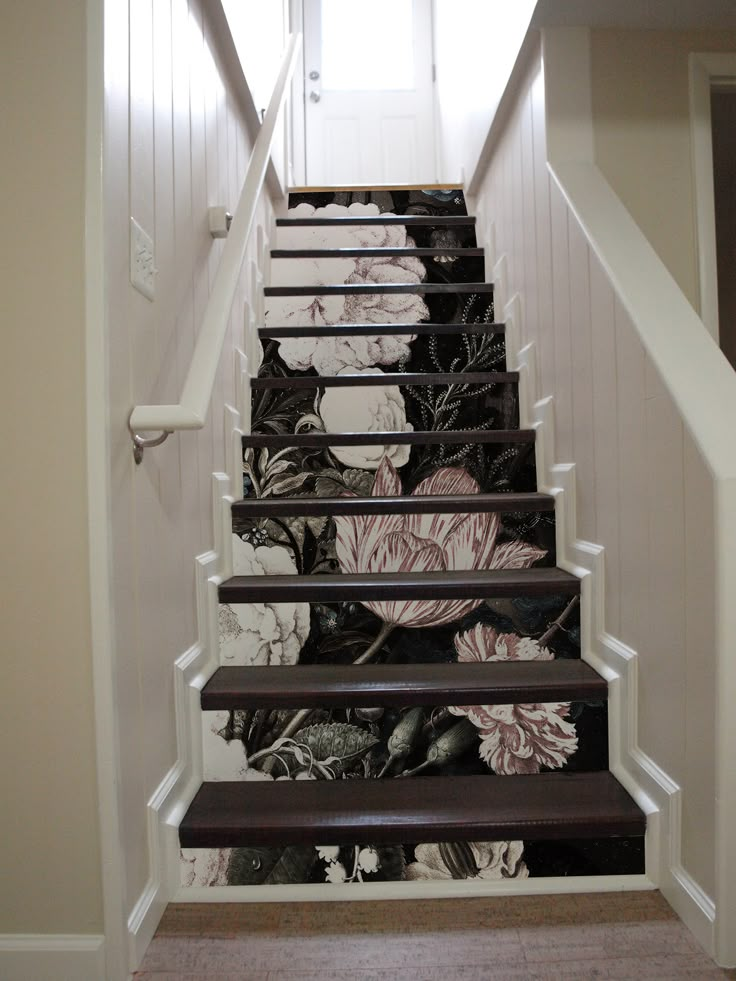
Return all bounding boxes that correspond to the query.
[128,413,174,464]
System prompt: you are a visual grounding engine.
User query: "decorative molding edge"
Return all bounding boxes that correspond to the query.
[0,935,105,981]
[126,340,251,965]
[177,873,653,905]
[489,246,716,956]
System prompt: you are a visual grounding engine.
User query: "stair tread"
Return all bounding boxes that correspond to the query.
[272,248,484,258]
[219,568,580,603]
[201,660,606,709]
[259,323,505,337]
[243,429,535,448]
[179,772,645,847]
[231,492,554,519]
[276,215,476,226]
[265,282,494,296]
[251,371,517,390]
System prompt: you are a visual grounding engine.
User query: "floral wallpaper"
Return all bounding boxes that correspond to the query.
[180,190,644,889]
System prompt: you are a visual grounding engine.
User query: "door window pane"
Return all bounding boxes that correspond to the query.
[320,0,415,90]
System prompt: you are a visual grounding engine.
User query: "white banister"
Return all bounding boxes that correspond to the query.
[129,32,302,457]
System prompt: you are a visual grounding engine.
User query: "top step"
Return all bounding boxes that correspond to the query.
[276,215,476,227]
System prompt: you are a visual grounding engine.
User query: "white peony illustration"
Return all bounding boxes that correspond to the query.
[180,848,231,887]
[202,710,249,781]
[218,538,310,666]
[267,203,429,375]
[318,368,413,470]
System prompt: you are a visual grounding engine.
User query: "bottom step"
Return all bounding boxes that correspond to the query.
[180,772,645,848]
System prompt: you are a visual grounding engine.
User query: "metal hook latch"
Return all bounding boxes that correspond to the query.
[128,412,173,464]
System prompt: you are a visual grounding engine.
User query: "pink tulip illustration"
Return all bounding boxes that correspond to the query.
[449,624,578,774]
[334,457,547,634]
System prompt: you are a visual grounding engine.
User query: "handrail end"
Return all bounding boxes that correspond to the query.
[128,405,205,464]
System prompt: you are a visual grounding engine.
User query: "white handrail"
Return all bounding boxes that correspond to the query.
[129,32,302,440]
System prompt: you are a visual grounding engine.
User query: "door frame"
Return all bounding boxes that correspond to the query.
[689,53,736,342]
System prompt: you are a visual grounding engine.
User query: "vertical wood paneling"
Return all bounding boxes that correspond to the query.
[614,300,649,656]
[531,71,555,405]
[108,0,262,914]
[567,225,597,543]
[682,432,716,897]
[589,259,620,635]
[476,45,715,894]
[549,180,574,462]
[641,382,686,781]
[520,93,539,351]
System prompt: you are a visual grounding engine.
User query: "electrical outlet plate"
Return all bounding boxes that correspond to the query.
[130,217,155,301]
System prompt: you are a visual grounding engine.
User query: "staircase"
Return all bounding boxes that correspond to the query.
[179,188,646,890]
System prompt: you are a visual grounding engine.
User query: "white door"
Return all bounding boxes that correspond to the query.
[303,0,437,185]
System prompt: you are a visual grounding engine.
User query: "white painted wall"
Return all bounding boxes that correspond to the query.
[590,29,736,312]
[432,0,536,183]
[0,0,104,943]
[471,36,728,958]
[101,0,276,967]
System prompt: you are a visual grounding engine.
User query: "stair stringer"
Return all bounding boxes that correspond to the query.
[125,343,253,963]
[490,248,716,955]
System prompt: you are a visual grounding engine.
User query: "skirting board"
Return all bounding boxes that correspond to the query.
[177,873,654,904]
[0,935,105,981]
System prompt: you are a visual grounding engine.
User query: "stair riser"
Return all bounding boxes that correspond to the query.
[252,379,520,435]
[260,327,507,378]
[243,441,538,501]
[269,254,487,287]
[202,700,607,785]
[181,835,645,887]
[218,592,581,669]
[266,289,494,337]
[231,505,556,578]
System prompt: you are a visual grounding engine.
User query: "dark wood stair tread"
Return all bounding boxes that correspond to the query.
[201,660,606,710]
[219,568,579,603]
[276,215,476,227]
[251,371,517,390]
[179,772,645,847]
[242,429,535,449]
[231,491,554,519]
[271,248,484,258]
[259,323,505,338]
[265,282,493,297]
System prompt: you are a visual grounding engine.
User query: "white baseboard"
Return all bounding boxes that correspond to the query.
[487,244,717,957]
[0,935,105,981]
[176,873,654,904]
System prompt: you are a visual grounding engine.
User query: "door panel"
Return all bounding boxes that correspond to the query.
[303,0,437,185]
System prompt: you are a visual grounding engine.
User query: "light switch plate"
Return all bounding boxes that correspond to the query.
[130,217,155,301]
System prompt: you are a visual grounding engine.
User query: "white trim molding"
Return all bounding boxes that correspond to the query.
[688,53,736,342]
[0,935,105,981]
[126,337,253,964]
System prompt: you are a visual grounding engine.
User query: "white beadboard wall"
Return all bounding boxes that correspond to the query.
[472,49,715,898]
[103,0,274,925]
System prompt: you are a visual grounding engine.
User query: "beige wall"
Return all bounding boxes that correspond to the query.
[0,1,103,934]
[475,44,716,899]
[591,29,736,310]
[103,0,273,929]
